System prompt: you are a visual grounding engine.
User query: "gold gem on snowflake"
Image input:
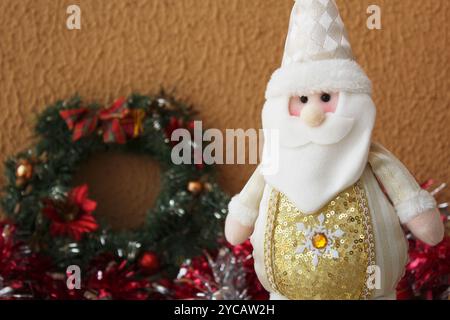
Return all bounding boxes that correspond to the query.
[296,213,345,267]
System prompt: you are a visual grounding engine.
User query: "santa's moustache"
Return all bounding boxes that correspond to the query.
[278,113,355,148]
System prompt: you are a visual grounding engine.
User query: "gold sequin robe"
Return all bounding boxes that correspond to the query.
[228,143,437,300]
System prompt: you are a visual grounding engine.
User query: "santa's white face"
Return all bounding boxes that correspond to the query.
[263,90,376,148]
[264,91,365,148]
[288,92,340,121]
[262,91,376,213]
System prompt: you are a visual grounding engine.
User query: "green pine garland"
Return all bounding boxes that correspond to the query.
[2,92,229,277]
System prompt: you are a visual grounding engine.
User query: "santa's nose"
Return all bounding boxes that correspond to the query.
[300,104,325,127]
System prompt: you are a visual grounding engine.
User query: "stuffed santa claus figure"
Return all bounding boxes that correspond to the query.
[225,0,444,300]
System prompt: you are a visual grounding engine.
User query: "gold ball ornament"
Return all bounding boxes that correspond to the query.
[15,159,34,187]
[16,160,33,179]
[187,181,203,195]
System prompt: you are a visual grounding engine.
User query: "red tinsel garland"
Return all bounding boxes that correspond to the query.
[0,221,54,299]
[172,240,269,300]
[397,232,450,300]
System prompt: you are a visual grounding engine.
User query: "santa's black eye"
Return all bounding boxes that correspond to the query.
[300,96,309,104]
[321,93,331,103]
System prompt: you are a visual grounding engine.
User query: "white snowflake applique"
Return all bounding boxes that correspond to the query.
[296,213,345,268]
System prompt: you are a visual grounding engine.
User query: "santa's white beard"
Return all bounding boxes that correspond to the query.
[261,92,376,214]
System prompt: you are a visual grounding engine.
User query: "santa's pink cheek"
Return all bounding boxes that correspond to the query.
[321,94,339,113]
[288,98,302,117]
[322,103,337,113]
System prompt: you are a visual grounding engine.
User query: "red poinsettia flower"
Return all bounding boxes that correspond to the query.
[42,185,98,241]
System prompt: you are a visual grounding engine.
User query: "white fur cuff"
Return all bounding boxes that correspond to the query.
[265,59,372,98]
[396,190,437,224]
[228,195,259,227]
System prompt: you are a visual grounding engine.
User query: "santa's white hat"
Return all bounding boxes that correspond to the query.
[266,0,372,99]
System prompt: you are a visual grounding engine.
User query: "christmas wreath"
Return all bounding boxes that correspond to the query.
[1,93,229,299]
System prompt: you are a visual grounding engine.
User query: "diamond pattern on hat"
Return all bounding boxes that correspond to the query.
[325,1,339,19]
[319,12,333,30]
[311,23,327,45]
[323,35,338,51]
[282,0,354,66]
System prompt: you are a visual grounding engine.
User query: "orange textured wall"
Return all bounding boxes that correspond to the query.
[0,0,448,228]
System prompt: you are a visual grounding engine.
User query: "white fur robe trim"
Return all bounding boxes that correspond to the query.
[227,166,266,227]
[395,190,437,224]
[228,196,259,227]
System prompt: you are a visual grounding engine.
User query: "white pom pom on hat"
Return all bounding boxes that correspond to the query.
[265,0,372,99]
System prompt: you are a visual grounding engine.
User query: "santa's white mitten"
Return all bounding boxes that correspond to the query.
[406,208,444,246]
[225,195,258,246]
[225,167,265,246]
[225,215,254,246]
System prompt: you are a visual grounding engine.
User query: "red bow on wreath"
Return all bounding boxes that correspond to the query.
[59,98,146,144]
[59,108,99,142]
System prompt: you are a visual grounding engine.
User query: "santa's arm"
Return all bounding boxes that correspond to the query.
[225,165,265,245]
[369,143,444,246]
